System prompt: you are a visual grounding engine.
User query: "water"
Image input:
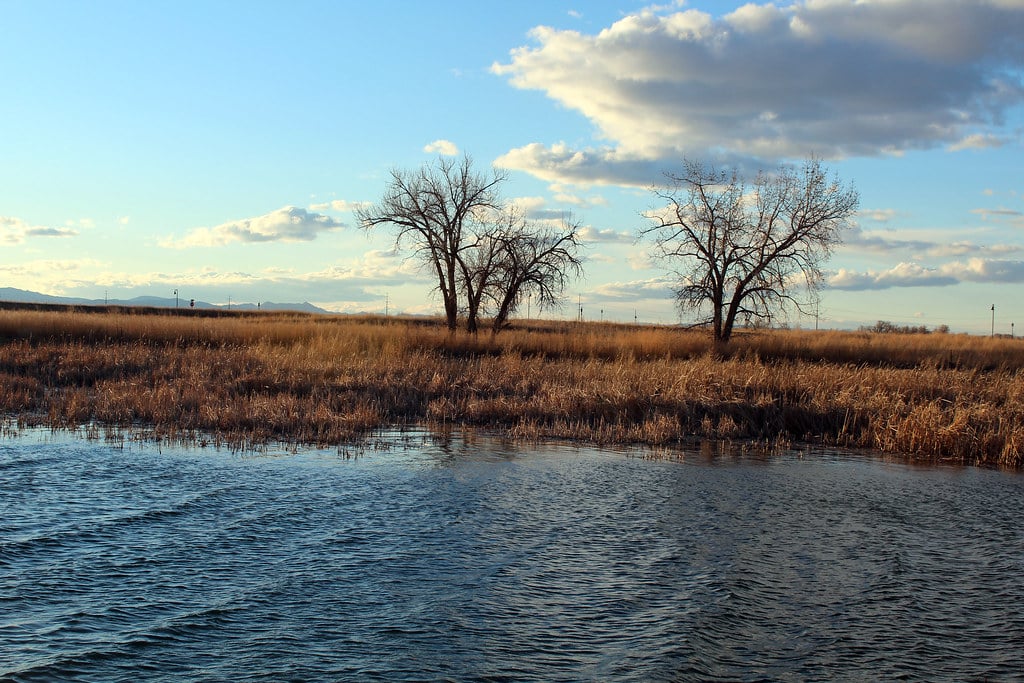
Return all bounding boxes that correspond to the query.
[2,430,1023,682]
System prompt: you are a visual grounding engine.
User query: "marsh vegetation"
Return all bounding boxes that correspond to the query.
[1,304,1021,466]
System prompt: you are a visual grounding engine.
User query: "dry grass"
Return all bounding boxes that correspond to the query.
[1,304,1022,467]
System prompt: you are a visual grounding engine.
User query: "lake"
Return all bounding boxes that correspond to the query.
[2,429,1023,681]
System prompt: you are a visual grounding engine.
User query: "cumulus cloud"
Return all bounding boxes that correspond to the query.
[423,139,459,156]
[162,206,344,248]
[828,258,1024,290]
[1,216,78,244]
[492,0,1024,185]
[828,263,959,290]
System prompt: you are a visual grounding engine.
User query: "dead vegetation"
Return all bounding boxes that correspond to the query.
[0,304,1021,467]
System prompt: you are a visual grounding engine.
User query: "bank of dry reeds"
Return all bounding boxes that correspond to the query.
[0,304,1021,467]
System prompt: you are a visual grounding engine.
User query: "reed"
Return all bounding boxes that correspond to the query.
[0,304,1021,466]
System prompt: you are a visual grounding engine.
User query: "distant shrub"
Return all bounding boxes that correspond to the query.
[862,320,931,334]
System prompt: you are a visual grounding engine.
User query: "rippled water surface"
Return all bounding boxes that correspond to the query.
[2,430,1023,682]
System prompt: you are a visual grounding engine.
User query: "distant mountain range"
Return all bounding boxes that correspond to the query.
[0,287,331,315]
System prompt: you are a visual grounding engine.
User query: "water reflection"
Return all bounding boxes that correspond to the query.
[1,429,1022,682]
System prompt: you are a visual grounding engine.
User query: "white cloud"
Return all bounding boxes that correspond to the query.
[161,206,344,248]
[495,143,665,187]
[95,249,421,292]
[627,252,659,271]
[828,258,1024,290]
[860,208,899,223]
[423,139,459,156]
[842,224,1023,259]
[0,258,104,293]
[948,133,1007,151]
[493,0,1024,185]
[549,183,609,208]
[509,195,592,223]
[591,275,676,301]
[828,263,958,290]
[308,199,371,213]
[578,226,634,243]
[0,216,78,244]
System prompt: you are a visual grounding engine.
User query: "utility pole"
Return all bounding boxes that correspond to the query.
[991,304,995,337]
[578,294,583,322]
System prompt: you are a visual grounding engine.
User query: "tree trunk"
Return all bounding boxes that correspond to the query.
[444,295,458,331]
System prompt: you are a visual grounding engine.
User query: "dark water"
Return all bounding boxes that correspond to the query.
[2,430,1023,682]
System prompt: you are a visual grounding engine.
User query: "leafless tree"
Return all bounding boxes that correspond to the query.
[641,157,858,344]
[457,220,506,334]
[357,155,506,331]
[484,210,584,334]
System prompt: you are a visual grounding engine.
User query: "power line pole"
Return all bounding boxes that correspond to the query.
[991,304,995,337]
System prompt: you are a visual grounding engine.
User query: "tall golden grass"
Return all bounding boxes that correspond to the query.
[0,304,1021,466]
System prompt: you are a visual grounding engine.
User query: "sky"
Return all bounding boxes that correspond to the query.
[2,0,1023,334]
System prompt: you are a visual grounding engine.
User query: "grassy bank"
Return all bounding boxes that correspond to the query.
[1,304,1022,467]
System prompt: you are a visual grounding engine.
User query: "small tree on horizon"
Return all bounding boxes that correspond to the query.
[641,157,859,344]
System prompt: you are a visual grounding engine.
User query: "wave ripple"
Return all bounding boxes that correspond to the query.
[2,434,1023,681]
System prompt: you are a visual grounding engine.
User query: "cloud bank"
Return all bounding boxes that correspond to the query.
[829,259,1024,291]
[492,0,1024,186]
[163,206,344,248]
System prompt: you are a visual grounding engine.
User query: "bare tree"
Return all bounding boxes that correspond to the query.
[457,220,506,334]
[641,157,858,344]
[485,210,584,334]
[357,155,506,331]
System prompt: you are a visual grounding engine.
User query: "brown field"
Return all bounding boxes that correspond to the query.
[0,303,1022,467]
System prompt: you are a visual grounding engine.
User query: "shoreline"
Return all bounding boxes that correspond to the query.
[0,305,1021,468]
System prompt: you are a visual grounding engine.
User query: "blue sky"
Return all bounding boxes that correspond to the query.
[2,0,1022,333]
